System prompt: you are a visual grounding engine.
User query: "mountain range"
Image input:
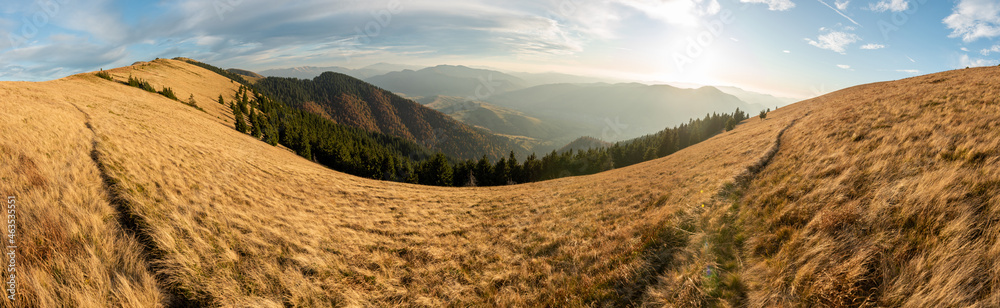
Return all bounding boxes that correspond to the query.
[364,65,528,99]
[259,62,424,80]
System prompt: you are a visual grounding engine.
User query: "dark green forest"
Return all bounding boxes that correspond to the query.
[182,59,751,187]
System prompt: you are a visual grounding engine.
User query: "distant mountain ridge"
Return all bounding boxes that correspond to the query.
[364,65,527,98]
[259,63,425,80]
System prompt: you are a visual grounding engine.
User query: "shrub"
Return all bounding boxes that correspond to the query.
[127,75,156,92]
[159,87,178,100]
[759,109,768,120]
[95,70,113,81]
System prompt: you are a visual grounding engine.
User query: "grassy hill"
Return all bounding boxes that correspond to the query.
[2,59,998,307]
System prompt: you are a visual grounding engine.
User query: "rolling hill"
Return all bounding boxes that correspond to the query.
[3,59,999,307]
[253,72,527,161]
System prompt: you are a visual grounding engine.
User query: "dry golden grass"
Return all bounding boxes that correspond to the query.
[5,59,996,307]
[0,80,162,307]
[738,68,1000,307]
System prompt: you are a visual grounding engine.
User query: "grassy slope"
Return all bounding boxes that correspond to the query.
[5,59,996,306]
[0,79,162,307]
[736,68,1000,307]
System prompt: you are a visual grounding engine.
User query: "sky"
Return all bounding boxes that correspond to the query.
[0,0,998,98]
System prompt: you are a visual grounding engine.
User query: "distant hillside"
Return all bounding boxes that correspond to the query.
[418,95,581,152]
[557,136,612,154]
[485,83,760,142]
[254,72,527,160]
[365,65,527,98]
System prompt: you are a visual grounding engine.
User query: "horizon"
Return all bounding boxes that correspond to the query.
[2,0,998,99]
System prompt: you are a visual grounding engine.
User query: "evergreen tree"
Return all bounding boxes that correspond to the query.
[506,151,521,184]
[218,94,225,105]
[233,106,248,133]
[725,118,738,131]
[493,157,509,185]
[418,153,453,186]
[249,110,262,138]
[475,155,493,186]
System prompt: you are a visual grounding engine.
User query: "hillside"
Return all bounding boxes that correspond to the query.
[3,60,1000,307]
[254,72,527,160]
[486,83,762,142]
[418,95,582,152]
[364,65,527,99]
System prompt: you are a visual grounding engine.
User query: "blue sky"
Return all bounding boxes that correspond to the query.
[1,0,998,98]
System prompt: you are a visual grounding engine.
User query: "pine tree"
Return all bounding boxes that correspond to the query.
[506,151,520,184]
[249,110,262,138]
[233,106,248,133]
[725,118,737,131]
[218,94,225,105]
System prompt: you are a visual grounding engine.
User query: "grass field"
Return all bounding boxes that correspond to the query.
[1,59,998,306]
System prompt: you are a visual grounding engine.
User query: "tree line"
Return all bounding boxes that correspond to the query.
[442,109,750,187]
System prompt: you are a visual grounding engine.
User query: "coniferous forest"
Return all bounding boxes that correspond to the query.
[180,58,750,187]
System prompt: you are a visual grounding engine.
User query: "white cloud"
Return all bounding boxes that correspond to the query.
[944,0,1000,42]
[613,0,721,27]
[739,0,796,11]
[835,0,850,10]
[869,0,909,12]
[783,50,791,53]
[860,43,885,49]
[959,54,999,67]
[961,47,970,52]
[896,69,920,74]
[837,64,851,70]
[981,44,1000,55]
[805,29,860,54]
